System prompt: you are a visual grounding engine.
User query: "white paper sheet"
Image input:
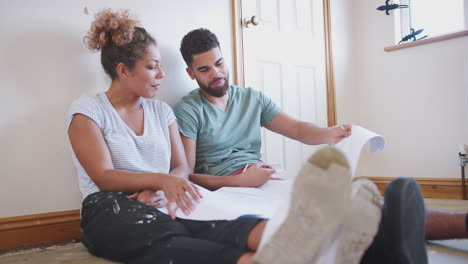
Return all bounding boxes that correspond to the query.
[159,125,385,221]
[334,125,386,178]
[158,180,291,220]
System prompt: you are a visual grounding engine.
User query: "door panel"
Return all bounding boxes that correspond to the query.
[242,0,327,179]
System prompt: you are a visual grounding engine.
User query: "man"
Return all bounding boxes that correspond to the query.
[174,28,467,263]
[174,28,350,191]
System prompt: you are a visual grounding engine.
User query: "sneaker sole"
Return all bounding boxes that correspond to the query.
[254,147,351,264]
[335,179,382,264]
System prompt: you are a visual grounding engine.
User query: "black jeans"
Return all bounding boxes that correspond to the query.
[80,191,264,264]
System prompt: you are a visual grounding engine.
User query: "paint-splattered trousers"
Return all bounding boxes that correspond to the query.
[80,191,263,264]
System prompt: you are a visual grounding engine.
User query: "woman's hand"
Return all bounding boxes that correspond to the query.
[128,190,168,208]
[161,175,202,219]
[231,162,276,188]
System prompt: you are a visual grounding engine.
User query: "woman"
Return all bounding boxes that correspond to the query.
[66,8,357,264]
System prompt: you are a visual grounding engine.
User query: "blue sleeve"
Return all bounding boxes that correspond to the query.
[254,90,282,126]
[173,101,199,140]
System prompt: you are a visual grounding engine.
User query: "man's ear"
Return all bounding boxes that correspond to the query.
[186,67,195,80]
[116,63,130,79]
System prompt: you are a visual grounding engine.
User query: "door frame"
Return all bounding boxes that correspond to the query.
[231,0,337,127]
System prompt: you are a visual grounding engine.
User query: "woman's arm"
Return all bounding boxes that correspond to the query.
[162,121,202,215]
[168,121,190,179]
[68,114,200,218]
[68,114,168,192]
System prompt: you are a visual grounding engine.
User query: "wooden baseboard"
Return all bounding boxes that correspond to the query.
[0,209,81,254]
[358,177,467,200]
[0,177,465,253]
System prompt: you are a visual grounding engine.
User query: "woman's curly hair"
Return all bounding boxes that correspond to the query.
[84,9,156,80]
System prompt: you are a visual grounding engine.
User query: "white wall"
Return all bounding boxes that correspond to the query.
[0,0,233,218]
[330,0,359,125]
[332,0,468,179]
[4,0,466,219]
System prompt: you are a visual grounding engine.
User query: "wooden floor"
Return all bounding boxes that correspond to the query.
[425,198,468,212]
[0,243,113,264]
[0,198,466,264]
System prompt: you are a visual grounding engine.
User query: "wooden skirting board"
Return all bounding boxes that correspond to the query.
[357,177,467,200]
[0,209,80,254]
[0,177,466,253]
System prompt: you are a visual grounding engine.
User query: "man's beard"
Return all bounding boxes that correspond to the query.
[198,76,229,97]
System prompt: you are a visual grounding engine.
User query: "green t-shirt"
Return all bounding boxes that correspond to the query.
[173,85,281,176]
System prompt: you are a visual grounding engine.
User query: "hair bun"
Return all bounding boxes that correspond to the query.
[84,8,140,51]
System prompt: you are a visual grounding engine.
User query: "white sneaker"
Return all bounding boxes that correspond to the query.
[254,147,351,264]
[334,178,382,264]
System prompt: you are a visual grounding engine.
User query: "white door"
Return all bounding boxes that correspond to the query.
[241,0,328,179]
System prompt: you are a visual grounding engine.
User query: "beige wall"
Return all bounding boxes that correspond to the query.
[0,0,233,218]
[332,0,468,179]
[3,0,467,219]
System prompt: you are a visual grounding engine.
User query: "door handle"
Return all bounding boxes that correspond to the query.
[243,15,260,28]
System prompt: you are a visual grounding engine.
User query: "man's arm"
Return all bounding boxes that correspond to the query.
[180,134,197,173]
[264,112,351,145]
[180,135,275,190]
[180,134,229,190]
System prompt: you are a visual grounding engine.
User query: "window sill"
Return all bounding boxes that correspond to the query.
[384,29,468,52]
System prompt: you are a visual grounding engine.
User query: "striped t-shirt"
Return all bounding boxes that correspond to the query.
[65,92,176,200]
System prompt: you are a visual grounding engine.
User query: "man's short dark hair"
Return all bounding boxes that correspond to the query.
[180,28,220,66]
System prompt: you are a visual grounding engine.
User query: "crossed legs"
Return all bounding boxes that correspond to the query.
[242,147,431,264]
[425,208,468,240]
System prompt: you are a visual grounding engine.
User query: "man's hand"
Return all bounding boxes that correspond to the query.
[128,190,168,208]
[231,162,276,187]
[327,124,352,144]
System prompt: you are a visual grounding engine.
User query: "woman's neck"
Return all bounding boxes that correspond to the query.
[105,81,141,110]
